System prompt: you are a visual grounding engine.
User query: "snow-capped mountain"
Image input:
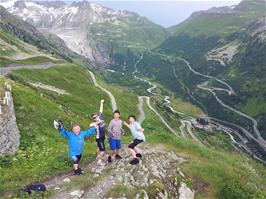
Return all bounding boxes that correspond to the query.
[0,0,168,65]
[0,0,131,28]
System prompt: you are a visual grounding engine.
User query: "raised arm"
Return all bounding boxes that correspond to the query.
[83,127,96,137]
[123,121,130,129]
[54,120,68,138]
[60,128,69,139]
[99,100,104,113]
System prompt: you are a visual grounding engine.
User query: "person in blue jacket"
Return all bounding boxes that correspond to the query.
[54,120,96,175]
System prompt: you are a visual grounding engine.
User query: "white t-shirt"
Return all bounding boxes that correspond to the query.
[129,122,145,141]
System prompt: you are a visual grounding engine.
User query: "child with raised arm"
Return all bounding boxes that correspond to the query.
[90,100,106,165]
[54,120,96,175]
[123,115,145,165]
[107,110,124,163]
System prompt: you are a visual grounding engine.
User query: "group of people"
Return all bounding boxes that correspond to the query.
[53,100,145,175]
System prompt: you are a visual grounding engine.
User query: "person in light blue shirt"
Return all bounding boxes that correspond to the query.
[124,115,145,165]
[54,120,96,175]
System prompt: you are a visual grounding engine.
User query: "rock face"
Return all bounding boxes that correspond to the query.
[0,92,20,155]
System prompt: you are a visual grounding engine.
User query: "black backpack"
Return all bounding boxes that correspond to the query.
[25,184,47,194]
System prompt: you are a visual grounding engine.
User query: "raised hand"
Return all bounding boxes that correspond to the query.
[54,119,63,131]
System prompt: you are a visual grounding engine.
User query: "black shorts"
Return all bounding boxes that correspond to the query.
[71,154,82,164]
[128,139,143,149]
[96,137,106,152]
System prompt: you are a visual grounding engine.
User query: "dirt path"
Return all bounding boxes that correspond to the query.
[0,62,57,76]
[137,96,145,124]
[28,81,70,95]
[139,96,178,136]
[88,71,117,112]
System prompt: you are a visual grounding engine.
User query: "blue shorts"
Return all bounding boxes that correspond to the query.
[109,138,121,150]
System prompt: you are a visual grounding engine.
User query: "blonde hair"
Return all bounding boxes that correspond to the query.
[72,124,80,129]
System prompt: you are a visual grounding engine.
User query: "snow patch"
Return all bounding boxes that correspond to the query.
[0,0,16,8]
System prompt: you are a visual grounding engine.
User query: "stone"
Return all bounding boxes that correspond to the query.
[178,182,195,199]
[63,178,71,183]
[0,93,20,156]
[70,189,84,198]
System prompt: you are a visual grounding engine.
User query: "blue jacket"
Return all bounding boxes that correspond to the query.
[60,127,95,157]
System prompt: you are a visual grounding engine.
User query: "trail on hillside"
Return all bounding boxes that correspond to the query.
[88,71,117,112]
[0,62,58,76]
[138,96,178,135]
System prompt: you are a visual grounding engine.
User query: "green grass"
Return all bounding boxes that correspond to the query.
[0,63,141,197]
[138,96,266,199]
[240,97,266,117]
[0,77,5,98]
[170,0,266,37]
[104,92,266,198]
[0,30,32,55]
[0,64,113,196]
[0,63,265,198]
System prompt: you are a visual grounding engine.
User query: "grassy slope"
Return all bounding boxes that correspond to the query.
[169,0,265,37]
[0,63,265,198]
[0,30,63,67]
[0,64,113,195]
[97,70,266,198]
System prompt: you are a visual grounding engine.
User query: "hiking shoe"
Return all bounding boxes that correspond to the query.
[107,156,112,163]
[115,154,122,160]
[129,158,139,165]
[136,153,142,158]
[74,168,82,175]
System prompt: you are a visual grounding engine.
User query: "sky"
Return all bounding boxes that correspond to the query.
[91,1,242,27]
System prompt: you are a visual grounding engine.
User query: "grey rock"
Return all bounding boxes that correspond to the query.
[0,93,20,156]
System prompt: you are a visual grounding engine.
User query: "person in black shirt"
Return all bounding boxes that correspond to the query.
[90,100,106,165]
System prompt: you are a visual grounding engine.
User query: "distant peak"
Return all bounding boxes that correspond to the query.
[191,5,235,18]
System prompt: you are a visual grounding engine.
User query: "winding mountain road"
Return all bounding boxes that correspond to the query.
[175,57,266,163]
[177,57,236,95]
[88,70,118,112]
[139,96,178,135]
[181,120,202,145]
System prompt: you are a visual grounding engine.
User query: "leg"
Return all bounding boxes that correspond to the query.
[134,147,140,154]
[72,155,82,175]
[129,139,143,159]
[128,140,138,158]
[99,151,104,159]
[73,163,79,170]
[129,148,137,158]
[108,138,114,163]
[97,138,105,160]
[115,140,122,159]
[128,140,140,165]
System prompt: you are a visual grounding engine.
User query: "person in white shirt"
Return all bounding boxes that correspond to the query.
[124,115,145,165]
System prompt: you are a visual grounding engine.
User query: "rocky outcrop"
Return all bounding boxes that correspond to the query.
[0,87,20,155]
[41,145,195,199]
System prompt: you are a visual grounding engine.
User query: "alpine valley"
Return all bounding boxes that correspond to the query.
[0,0,265,198]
